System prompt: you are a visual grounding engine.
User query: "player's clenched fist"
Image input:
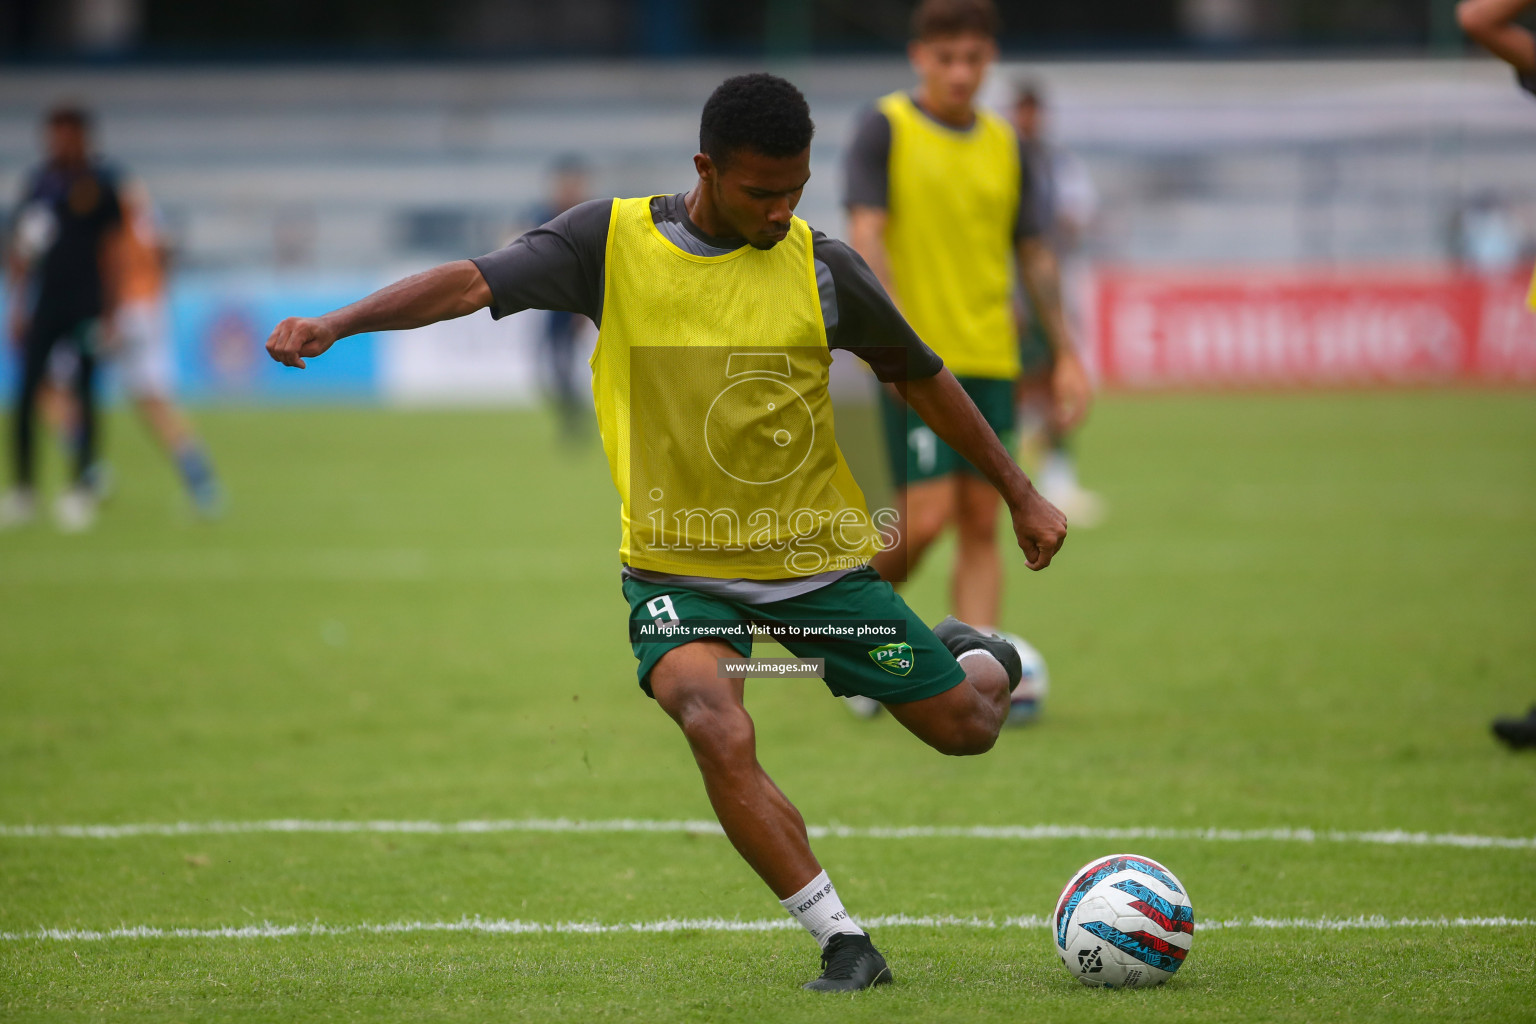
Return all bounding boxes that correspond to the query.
[1010,488,1068,571]
[265,316,337,369]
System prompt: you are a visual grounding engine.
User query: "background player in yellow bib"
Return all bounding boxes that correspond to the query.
[264,74,1067,992]
[845,0,1090,649]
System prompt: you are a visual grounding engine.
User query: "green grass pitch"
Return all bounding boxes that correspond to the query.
[2,391,1534,1022]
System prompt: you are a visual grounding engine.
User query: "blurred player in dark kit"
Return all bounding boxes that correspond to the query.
[3,106,121,532]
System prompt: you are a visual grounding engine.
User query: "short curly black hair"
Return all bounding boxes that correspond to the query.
[699,73,815,168]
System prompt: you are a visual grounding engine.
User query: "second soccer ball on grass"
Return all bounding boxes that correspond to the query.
[997,631,1048,724]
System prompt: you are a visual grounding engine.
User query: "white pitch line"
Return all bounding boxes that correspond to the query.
[0,818,1531,850]
[3,914,1531,944]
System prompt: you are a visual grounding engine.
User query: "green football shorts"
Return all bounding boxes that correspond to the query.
[880,375,1016,487]
[621,566,967,704]
[1017,315,1056,378]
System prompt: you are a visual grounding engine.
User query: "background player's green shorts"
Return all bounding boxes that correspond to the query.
[621,566,967,704]
[1017,315,1055,378]
[880,375,1017,486]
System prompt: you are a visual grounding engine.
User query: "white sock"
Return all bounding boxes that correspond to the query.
[957,647,1002,669]
[779,870,863,948]
[957,647,1015,695]
[1040,449,1078,498]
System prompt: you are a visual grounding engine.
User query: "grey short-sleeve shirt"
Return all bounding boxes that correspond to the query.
[471,193,944,383]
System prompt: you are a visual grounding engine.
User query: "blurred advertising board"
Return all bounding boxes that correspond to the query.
[167,272,382,401]
[6,269,1533,403]
[168,270,549,404]
[1093,267,1536,389]
[376,304,550,406]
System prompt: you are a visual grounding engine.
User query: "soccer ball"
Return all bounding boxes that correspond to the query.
[996,631,1048,723]
[1052,853,1194,988]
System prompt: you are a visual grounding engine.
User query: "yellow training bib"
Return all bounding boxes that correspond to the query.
[590,196,880,579]
[879,91,1021,380]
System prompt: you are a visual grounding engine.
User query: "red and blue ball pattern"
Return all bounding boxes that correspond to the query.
[1052,853,1195,988]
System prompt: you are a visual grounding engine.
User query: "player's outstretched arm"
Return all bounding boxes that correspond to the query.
[1458,0,1536,72]
[265,259,492,369]
[898,368,1067,570]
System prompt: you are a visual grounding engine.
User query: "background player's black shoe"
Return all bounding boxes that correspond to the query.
[1492,706,1536,750]
[933,616,1023,689]
[802,932,892,991]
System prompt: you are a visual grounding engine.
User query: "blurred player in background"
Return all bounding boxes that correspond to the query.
[3,106,120,532]
[264,72,1068,992]
[843,0,1087,718]
[1459,0,1536,747]
[529,154,594,443]
[1011,80,1105,527]
[103,176,224,515]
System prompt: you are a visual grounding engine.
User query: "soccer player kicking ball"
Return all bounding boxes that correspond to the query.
[265,74,1066,992]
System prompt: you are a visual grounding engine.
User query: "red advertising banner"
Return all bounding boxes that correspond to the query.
[1093,268,1536,388]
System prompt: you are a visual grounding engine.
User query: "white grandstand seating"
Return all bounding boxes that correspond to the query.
[0,58,1531,269]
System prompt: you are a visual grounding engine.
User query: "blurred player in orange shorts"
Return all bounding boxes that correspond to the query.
[108,177,222,515]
